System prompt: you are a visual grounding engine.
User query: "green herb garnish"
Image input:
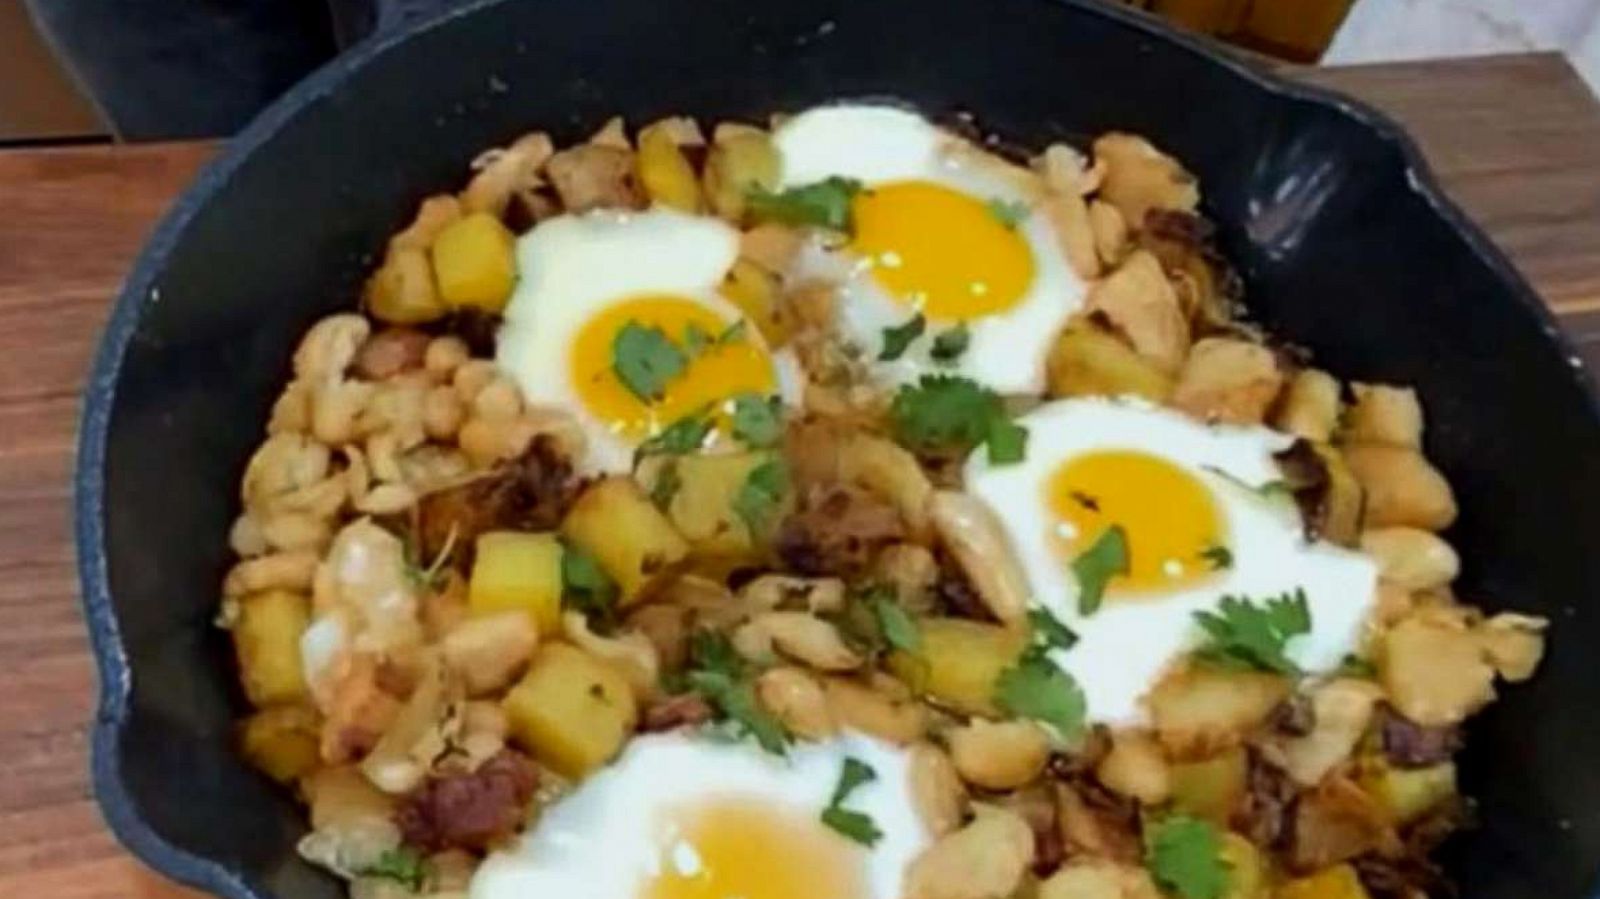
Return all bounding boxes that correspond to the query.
[871,594,922,655]
[562,543,619,627]
[879,313,926,361]
[683,322,714,358]
[1028,607,1078,652]
[888,374,1028,466]
[637,407,714,457]
[747,177,864,232]
[1203,465,1291,500]
[717,318,749,346]
[733,457,789,536]
[612,321,688,402]
[361,848,431,893]
[731,393,783,448]
[930,323,970,363]
[821,757,883,846]
[1192,589,1312,675]
[987,198,1031,229]
[1336,653,1377,679]
[1145,815,1231,899]
[685,630,790,755]
[650,460,682,510]
[1073,525,1129,615]
[994,652,1087,741]
[1199,544,1234,571]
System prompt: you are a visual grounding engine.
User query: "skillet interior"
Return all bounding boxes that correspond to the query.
[76,0,1600,896]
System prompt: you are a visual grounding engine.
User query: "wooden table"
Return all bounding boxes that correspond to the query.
[0,52,1596,898]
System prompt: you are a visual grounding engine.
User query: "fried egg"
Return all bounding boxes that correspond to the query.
[772,104,1086,395]
[964,398,1378,725]
[470,731,929,899]
[497,208,801,473]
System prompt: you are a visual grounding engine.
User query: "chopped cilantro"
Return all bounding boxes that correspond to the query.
[888,374,1028,465]
[361,847,431,892]
[1028,607,1078,652]
[871,594,922,655]
[1204,465,1291,500]
[994,652,1087,742]
[930,323,971,363]
[683,322,714,358]
[879,313,926,361]
[821,757,883,846]
[1192,589,1312,675]
[650,460,682,510]
[717,318,748,346]
[1199,544,1234,571]
[987,198,1031,229]
[685,630,790,755]
[562,543,618,627]
[637,407,714,457]
[730,393,783,448]
[747,177,863,232]
[612,321,687,402]
[1145,815,1231,899]
[733,457,789,536]
[1073,525,1129,615]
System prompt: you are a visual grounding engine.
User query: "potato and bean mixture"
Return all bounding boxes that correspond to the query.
[221,104,1547,899]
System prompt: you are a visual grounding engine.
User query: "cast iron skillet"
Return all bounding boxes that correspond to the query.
[74,0,1600,896]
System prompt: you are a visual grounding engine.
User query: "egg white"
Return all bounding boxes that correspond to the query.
[497,208,801,474]
[772,104,1085,395]
[964,398,1379,725]
[470,731,929,899]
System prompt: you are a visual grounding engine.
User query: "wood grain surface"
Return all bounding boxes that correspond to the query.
[0,53,1595,898]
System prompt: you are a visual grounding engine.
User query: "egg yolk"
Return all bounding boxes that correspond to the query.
[571,294,778,443]
[643,799,867,899]
[1048,450,1226,598]
[850,180,1035,321]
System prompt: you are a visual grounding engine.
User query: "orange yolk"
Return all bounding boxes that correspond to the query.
[571,294,777,443]
[850,179,1035,321]
[1048,450,1226,598]
[643,799,867,899]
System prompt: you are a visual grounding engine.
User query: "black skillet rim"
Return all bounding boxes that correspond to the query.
[70,0,1600,895]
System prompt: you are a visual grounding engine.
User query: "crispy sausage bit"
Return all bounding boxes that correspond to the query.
[1377,705,1462,769]
[395,750,539,852]
[775,483,905,577]
[415,436,579,560]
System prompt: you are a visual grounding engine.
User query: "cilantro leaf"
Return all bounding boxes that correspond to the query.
[821,757,883,846]
[931,323,970,363]
[733,457,789,536]
[612,321,687,402]
[1028,607,1078,652]
[637,407,714,457]
[731,393,783,448]
[1192,589,1312,675]
[987,198,1031,230]
[717,318,748,346]
[650,460,682,510]
[1145,815,1230,899]
[1073,525,1129,615]
[1199,544,1233,571]
[1204,465,1291,500]
[361,848,431,892]
[994,653,1087,741]
[880,313,926,361]
[888,374,1028,465]
[562,543,618,627]
[685,631,790,755]
[683,322,714,358]
[871,594,921,654]
[747,177,864,232]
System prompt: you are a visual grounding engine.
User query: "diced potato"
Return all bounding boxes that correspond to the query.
[1170,337,1285,425]
[1279,679,1382,787]
[635,121,703,212]
[889,618,1027,717]
[238,705,321,783]
[1308,442,1365,547]
[390,194,463,252]
[503,642,638,778]
[1344,383,1423,449]
[545,144,641,212]
[561,477,689,605]
[364,245,448,324]
[1276,865,1371,899]
[1046,321,1173,402]
[1089,250,1190,374]
[1380,610,1495,726]
[442,611,539,696]
[1148,666,1289,757]
[1359,527,1459,591]
[1478,612,1548,682]
[1290,778,1392,871]
[739,223,803,273]
[1219,832,1268,899]
[1343,445,1457,531]
[1273,369,1341,442]
[703,131,780,221]
[720,258,790,346]
[1093,132,1201,228]
[1359,761,1456,826]
[233,589,311,707]
[1096,730,1171,805]
[1167,746,1247,823]
[653,451,769,559]
[469,531,564,635]
[430,212,517,313]
[1043,189,1101,280]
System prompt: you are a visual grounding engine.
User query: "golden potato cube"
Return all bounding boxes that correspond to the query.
[430,212,517,313]
[233,589,311,707]
[889,618,1027,717]
[703,131,780,221]
[238,705,321,784]
[1277,865,1372,899]
[1343,445,1457,532]
[1046,322,1173,402]
[469,531,564,635]
[652,452,768,559]
[1380,611,1494,726]
[1359,761,1456,826]
[364,245,448,324]
[1344,383,1423,449]
[1167,746,1247,823]
[1219,832,1268,899]
[503,643,638,778]
[561,477,689,605]
[636,122,703,212]
[720,258,790,346]
[1148,666,1289,757]
[1274,368,1341,443]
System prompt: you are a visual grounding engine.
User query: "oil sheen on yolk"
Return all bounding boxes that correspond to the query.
[571,294,777,443]
[1048,449,1225,597]
[643,799,867,899]
[849,180,1035,321]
